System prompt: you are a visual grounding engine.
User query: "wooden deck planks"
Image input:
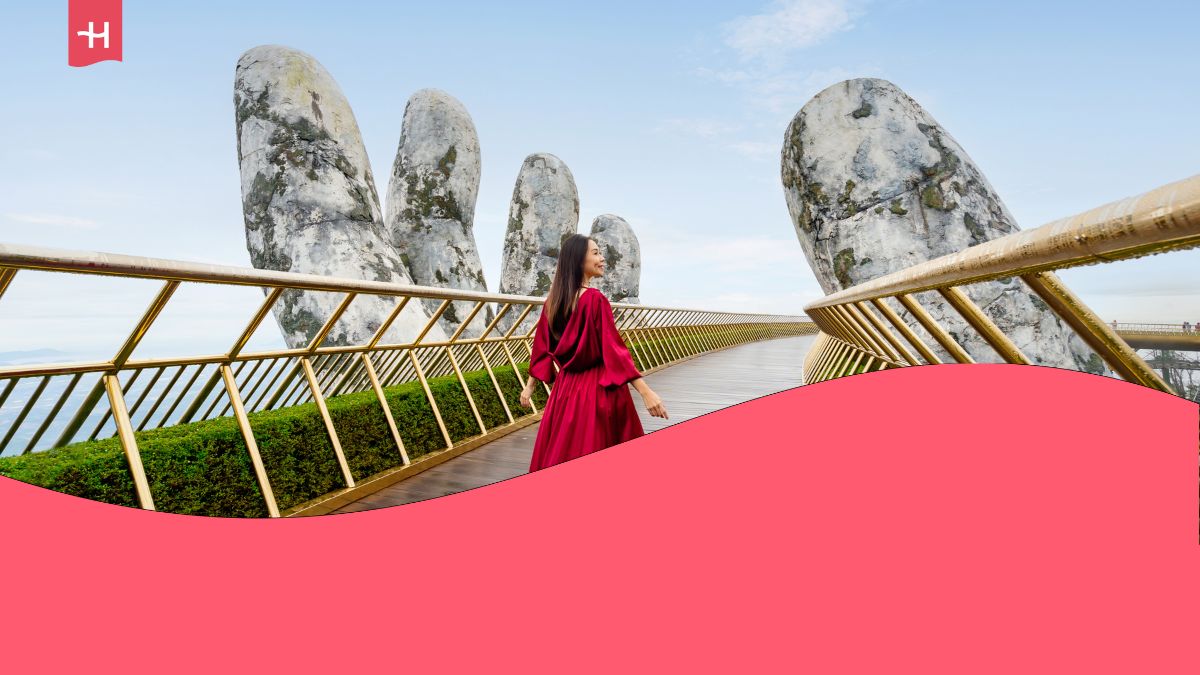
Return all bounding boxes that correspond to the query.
[331,334,816,513]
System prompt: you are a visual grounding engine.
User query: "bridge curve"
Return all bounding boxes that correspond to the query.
[1113,323,1200,351]
[330,334,817,513]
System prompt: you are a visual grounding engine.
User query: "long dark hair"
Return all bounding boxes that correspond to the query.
[543,234,592,340]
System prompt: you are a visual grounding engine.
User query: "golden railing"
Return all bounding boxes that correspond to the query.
[1112,322,1198,335]
[1114,324,1200,351]
[0,242,815,515]
[801,173,1200,393]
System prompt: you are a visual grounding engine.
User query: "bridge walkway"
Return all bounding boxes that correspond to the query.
[332,334,817,513]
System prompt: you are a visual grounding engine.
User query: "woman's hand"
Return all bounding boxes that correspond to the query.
[519,383,536,409]
[641,389,668,419]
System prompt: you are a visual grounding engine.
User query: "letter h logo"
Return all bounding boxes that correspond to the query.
[68,0,122,67]
[77,22,110,49]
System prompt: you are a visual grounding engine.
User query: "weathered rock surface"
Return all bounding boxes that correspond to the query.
[234,45,444,349]
[498,153,580,334]
[782,78,1102,373]
[588,214,641,304]
[384,88,493,338]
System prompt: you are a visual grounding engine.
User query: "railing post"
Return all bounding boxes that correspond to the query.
[219,364,279,517]
[103,374,156,511]
[895,294,974,364]
[938,287,1030,365]
[300,357,356,488]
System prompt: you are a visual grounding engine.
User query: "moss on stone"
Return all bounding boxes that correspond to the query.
[889,199,908,216]
[833,248,856,288]
[604,244,622,268]
[398,168,463,224]
[851,102,873,118]
[964,213,987,243]
[837,179,858,216]
[920,185,956,212]
[363,253,394,283]
[506,194,529,235]
[780,115,806,193]
[436,145,457,176]
[280,293,332,346]
[805,181,829,206]
[916,122,961,180]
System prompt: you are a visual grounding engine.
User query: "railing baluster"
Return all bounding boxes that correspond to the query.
[1021,272,1171,391]
[23,372,83,454]
[360,352,410,465]
[219,364,279,517]
[156,364,201,427]
[137,365,186,431]
[871,298,940,365]
[856,301,915,365]
[895,294,974,364]
[938,286,1030,365]
[0,376,50,454]
[300,357,355,488]
[103,373,155,511]
[89,368,143,440]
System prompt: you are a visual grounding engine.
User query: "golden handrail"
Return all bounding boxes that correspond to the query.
[801,173,1200,392]
[0,241,816,515]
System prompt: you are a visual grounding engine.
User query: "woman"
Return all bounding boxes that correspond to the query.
[518,234,668,472]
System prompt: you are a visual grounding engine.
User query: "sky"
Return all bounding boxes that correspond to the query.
[0,0,1197,360]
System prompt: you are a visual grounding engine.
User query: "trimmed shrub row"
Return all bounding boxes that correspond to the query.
[0,328,781,517]
[0,362,547,517]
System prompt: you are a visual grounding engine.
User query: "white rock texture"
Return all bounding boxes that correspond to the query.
[234,45,444,350]
[588,214,641,304]
[782,78,1103,373]
[497,153,580,335]
[384,88,493,338]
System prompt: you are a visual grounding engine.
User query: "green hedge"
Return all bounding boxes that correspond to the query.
[0,362,548,518]
[0,329,774,517]
[626,332,735,370]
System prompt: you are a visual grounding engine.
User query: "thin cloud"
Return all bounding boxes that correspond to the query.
[697,64,884,117]
[707,289,823,313]
[641,230,809,273]
[655,117,742,138]
[4,213,100,229]
[723,0,859,61]
[727,141,778,161]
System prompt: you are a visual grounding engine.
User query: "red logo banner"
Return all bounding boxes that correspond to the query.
[68,0,122,67]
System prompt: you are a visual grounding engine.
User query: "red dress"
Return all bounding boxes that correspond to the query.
[527,287,645,472]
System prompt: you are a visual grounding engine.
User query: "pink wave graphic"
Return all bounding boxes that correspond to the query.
[1,364,1197,672]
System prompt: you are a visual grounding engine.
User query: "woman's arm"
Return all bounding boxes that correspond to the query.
[594,294,668,419]
[520,311,555,408]
[519,373,543,409]
[629,376,667,419]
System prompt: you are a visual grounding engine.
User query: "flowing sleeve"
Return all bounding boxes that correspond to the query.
[595,293,643,388]
[529,311,556,384]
